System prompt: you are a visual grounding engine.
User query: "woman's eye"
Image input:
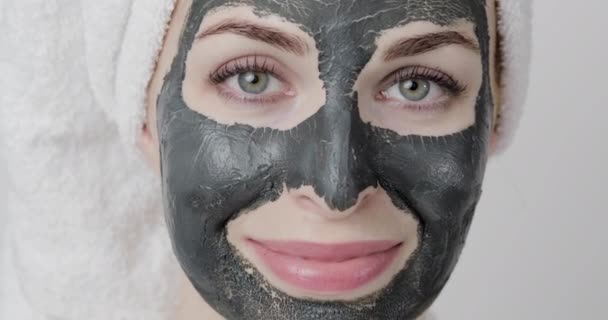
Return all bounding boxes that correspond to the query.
[399,79,430,101]
[237,71,270,94]
[383,79,443,102]
[226,71,283,95]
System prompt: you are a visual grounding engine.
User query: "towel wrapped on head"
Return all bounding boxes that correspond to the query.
[0,0,532,318]
[0,1,178,319]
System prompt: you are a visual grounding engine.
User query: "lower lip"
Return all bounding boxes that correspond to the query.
[247,239,402,293]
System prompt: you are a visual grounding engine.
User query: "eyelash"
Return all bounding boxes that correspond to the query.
[208,55,290,106]
[209,55,282,85]
[373,65,467,114]
[383,65,466,96]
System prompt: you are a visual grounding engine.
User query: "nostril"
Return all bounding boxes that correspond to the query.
[358,192,372,206]
[289,186,379,220]
[294,194,325,212]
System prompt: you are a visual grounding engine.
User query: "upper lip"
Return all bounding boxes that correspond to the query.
[246,239,402,263]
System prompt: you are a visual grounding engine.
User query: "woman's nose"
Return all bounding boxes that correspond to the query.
[288,186,379,220]
[285,89,377,212]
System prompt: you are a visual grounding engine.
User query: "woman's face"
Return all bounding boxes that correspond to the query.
[143,0,498,319]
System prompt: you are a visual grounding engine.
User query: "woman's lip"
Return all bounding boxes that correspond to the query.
[247,239,402,262]
[246,239,403,293]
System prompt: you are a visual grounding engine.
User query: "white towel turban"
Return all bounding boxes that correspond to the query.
[0,1,532,319]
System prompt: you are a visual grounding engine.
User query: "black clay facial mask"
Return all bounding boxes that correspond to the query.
[157,1,492,319]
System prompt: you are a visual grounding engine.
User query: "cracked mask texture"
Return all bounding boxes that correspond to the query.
[157,0,492,319]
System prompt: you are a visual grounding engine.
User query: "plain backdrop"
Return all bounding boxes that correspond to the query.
[433,0,608,319]
[1,0,606,319]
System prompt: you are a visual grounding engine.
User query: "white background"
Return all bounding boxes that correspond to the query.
[1,0,607,319]
[434,1,608,319]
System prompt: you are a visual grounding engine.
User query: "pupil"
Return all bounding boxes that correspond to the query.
[238,72,269,94]
[245,73,259,84]
[408,81,419,91]
[399,79,430,101]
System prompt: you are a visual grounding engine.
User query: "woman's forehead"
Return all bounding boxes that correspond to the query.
[190,0,487,33]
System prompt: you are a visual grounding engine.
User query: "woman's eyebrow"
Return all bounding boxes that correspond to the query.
[196,19,310,55]
[383,31,479,61]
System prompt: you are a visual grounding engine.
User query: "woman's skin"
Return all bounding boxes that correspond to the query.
[141,0,499,319]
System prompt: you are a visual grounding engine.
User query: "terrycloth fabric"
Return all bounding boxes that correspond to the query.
[495,0,533,153]
[0,1,532,319]
[0,1,179,319]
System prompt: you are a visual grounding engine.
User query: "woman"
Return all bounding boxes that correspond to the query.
[0,0,532,319]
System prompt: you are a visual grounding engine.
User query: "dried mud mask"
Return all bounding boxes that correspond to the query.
[157,0,493,319]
